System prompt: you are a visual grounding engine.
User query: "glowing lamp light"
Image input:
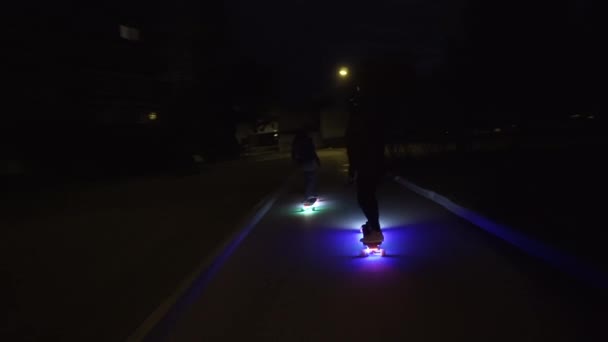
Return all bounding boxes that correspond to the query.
[148,112,158,121]
[338,67,349,78]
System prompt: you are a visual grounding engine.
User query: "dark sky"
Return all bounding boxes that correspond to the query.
[224,0,467,102]
[11,0,599,119]
[221,0,603,116]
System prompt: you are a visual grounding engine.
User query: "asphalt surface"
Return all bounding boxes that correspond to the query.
[151,149,606,342]
[2,155,294,341]
[393,145,608,274]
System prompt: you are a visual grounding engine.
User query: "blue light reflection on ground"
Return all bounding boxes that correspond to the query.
[326,213,407,233]
[279,191,441,278]
[303,223,422,275]
[143,194,279,341]
[396,177,608,289]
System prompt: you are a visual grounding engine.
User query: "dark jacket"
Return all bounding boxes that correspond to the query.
[291,133,320,166]
[346,88,385,177]
[345,54,413,177]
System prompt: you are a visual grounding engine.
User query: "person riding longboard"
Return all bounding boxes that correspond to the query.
[346,52,415,245]
[292,130,320,205]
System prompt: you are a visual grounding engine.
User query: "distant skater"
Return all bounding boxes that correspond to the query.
[291,130,320,205]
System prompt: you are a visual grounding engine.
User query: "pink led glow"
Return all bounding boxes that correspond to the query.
[362,246,384,256]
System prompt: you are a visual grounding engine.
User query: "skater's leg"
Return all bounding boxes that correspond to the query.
[357,172,384,244]
[357,172,380,231]
[304,171,317,200]
[312,171,318,198]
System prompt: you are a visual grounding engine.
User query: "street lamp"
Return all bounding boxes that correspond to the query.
[338,67,349,78]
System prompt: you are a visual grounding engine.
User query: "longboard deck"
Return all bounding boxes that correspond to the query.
[301,197,319,210]
[303,198,318,206]
[361,243,385,256]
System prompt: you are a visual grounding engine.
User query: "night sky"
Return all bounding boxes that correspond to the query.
[220,0,602,118]
[224,0,467,103]
[6,0,602,122]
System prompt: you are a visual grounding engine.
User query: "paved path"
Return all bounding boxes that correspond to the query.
[153,150,605,341]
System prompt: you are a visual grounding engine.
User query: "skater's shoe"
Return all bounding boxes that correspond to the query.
[361,221,381,234]
[303,197,317,207]
[361,222,372,235]
[360,230,384,244]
